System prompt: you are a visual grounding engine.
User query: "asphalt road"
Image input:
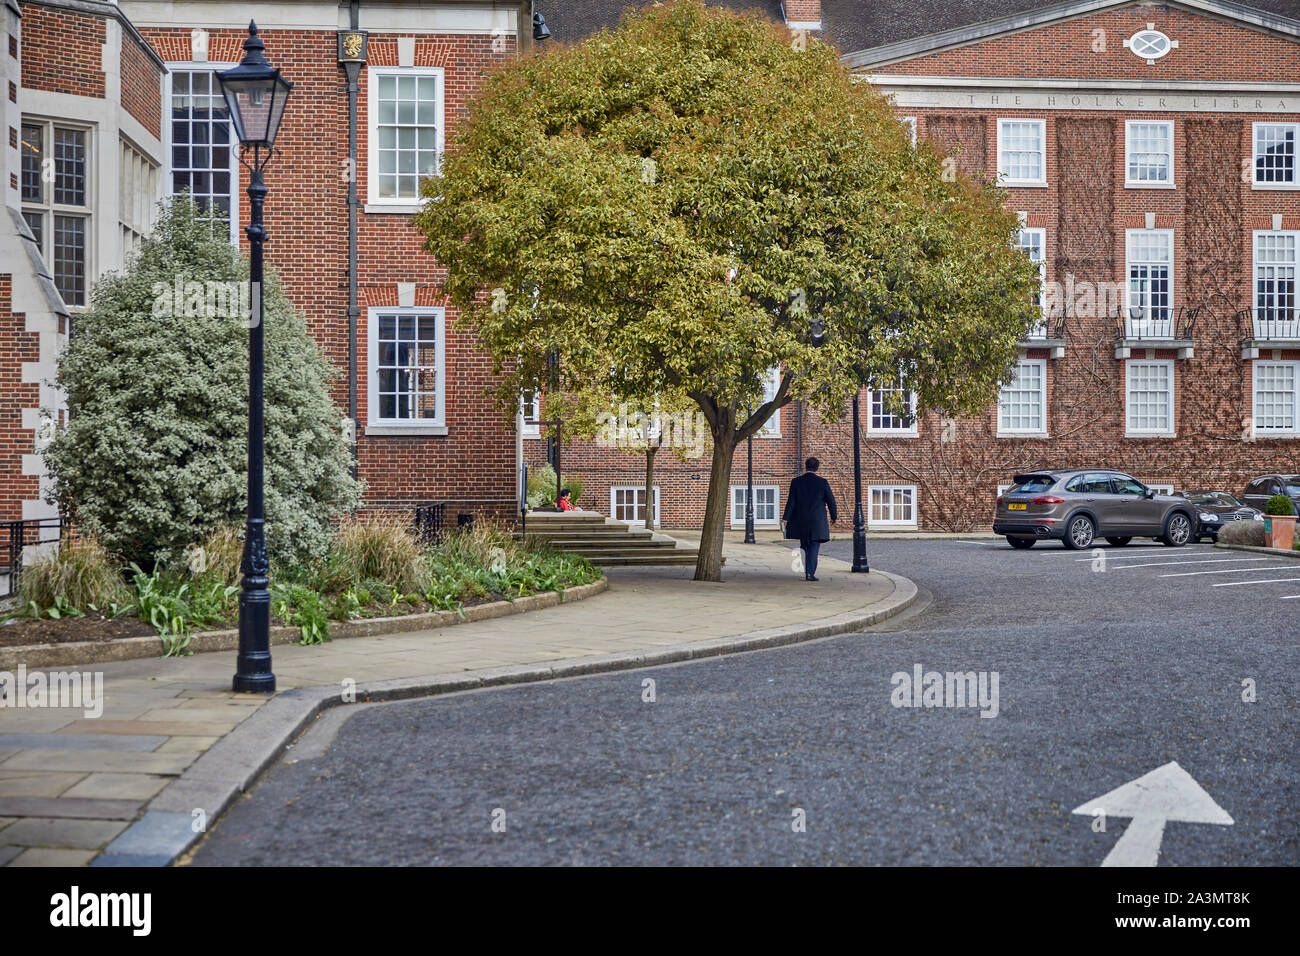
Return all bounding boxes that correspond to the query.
[188,537,1299,866]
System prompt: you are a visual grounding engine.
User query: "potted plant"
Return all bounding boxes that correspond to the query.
[1264,494,1297,550]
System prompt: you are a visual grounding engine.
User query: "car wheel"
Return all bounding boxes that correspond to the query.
[1006,536,1035,549]
[1065,514,1096,550]
[1161,513,1192,547]
[1105,536,1132,546]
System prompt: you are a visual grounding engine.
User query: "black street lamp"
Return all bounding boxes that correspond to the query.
[744,404,755,544]
[808,312,868,573]
[218,22,293,694]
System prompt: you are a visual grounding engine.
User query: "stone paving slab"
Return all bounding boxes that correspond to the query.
[0,796,143,820]
[0,539,917,867]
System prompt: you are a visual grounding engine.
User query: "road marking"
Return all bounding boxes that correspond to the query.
[1213,576,1300,587]
[1160,565,1297,578]
[1072,762,1233,867]
[1077,557,1271,569]
[1282,595,1300,599]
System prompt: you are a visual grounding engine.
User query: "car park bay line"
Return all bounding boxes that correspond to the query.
[1073,557,1272,569]
[1159,565,1299,578]
[1212,576,1300,587]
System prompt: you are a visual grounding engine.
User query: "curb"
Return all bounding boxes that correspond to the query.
[0,578,608,671]
[1213,542,1300,559]
[92,568,919,867]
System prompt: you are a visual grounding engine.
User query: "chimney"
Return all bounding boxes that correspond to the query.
[782,1,822,32]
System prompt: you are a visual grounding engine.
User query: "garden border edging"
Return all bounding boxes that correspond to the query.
[0,577,608,671]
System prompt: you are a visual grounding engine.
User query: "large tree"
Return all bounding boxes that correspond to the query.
[417,0,1039,581]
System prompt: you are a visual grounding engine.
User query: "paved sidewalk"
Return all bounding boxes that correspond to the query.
[0,538,913,866]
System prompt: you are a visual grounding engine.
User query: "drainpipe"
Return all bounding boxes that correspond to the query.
[342,0,362,477]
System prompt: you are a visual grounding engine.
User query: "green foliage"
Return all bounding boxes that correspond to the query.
[18,537,128,613]
[333,518,431,594]
[271,582,331,645]
[527,464,557,509]
[45,198,362,570]
[1265,494,1296,516]
[415,0,1039,578]
[130,564,194,657]
[186,526,244,586]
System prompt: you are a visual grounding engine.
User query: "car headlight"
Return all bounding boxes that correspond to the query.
[1253,513,1266,521]
[1198,513,1217,522]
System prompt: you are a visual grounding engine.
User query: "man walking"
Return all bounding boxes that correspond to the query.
[782,457,838,581]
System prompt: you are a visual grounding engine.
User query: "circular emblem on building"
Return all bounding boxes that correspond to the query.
[1127,29,1172,63]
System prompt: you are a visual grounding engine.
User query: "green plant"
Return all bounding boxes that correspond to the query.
[333,518,430,594]
[130,563,193,657]
[45,197,361,571]
[185,526,243,586]
[526,464,558,509]
[272,582,331,645]
[1265,494,1296,516]
[558,475,584,507]
[17,536,127,614]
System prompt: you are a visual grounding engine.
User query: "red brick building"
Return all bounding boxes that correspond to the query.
[3,0,1299,541]
[539,0,1300,532]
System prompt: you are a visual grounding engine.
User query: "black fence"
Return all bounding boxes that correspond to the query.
[411,502,448,547]
[2,517,63,600]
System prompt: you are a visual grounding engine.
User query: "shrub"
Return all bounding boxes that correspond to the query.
[526,464,557,509]
[334,517,430,594]
[187,526,243,587]
[45,197,361,570]
[1265,494,1297,516]
[18,537,128,613]
[1218,520,1266,547]
[559,475,584,507]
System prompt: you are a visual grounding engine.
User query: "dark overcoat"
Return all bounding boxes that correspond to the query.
[782,472,838,542]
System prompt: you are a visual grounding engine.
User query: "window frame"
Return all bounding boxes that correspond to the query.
[1124,120,1175,188]
[163,62,241,245]
[366,65,446,210]
[730,484,780,527]
[996,358,1048,437]
[19,116,94,307]
[1125,228,1175,334]
[866,382,919,437]
[996,118,1047,187]
[1251,230,1299,332]
[610,485,660,527]
[867,484,919,529]
[365,306,447,434]
[1252,359,1300,436]
[1252,121,1299,190]
[757,366,782,437]
[1124,358,1176,438]
[519,391,541,438]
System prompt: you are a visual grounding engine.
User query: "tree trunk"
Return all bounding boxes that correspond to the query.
[694,415,735,582]
[644,446,657,531]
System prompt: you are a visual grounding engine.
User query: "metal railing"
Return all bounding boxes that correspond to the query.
[1114,305,1199,341]
[411,502,447,547]
[1250,309,1300,340]
[2,517,63,599]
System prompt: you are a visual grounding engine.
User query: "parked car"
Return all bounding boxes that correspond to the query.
[1241,475,1300,516]
[993,469,1197,550]
[1178,491,1264,542]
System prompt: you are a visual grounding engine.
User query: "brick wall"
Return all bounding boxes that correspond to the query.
[138,25,519,514]
[19,4,105,97]
[119,27,162,138]
[0,276,39,522]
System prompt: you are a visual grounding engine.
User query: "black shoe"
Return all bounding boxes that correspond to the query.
[805,574,819,581]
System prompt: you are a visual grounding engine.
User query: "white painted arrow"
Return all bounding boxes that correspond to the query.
[1072,761,1233,867]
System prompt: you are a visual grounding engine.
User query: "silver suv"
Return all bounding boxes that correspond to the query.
[993,469,1196,550]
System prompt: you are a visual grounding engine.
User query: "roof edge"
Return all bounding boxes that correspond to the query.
[841,0,1300,70]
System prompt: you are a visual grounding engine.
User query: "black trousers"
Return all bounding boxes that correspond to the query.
[799,536,821,576]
